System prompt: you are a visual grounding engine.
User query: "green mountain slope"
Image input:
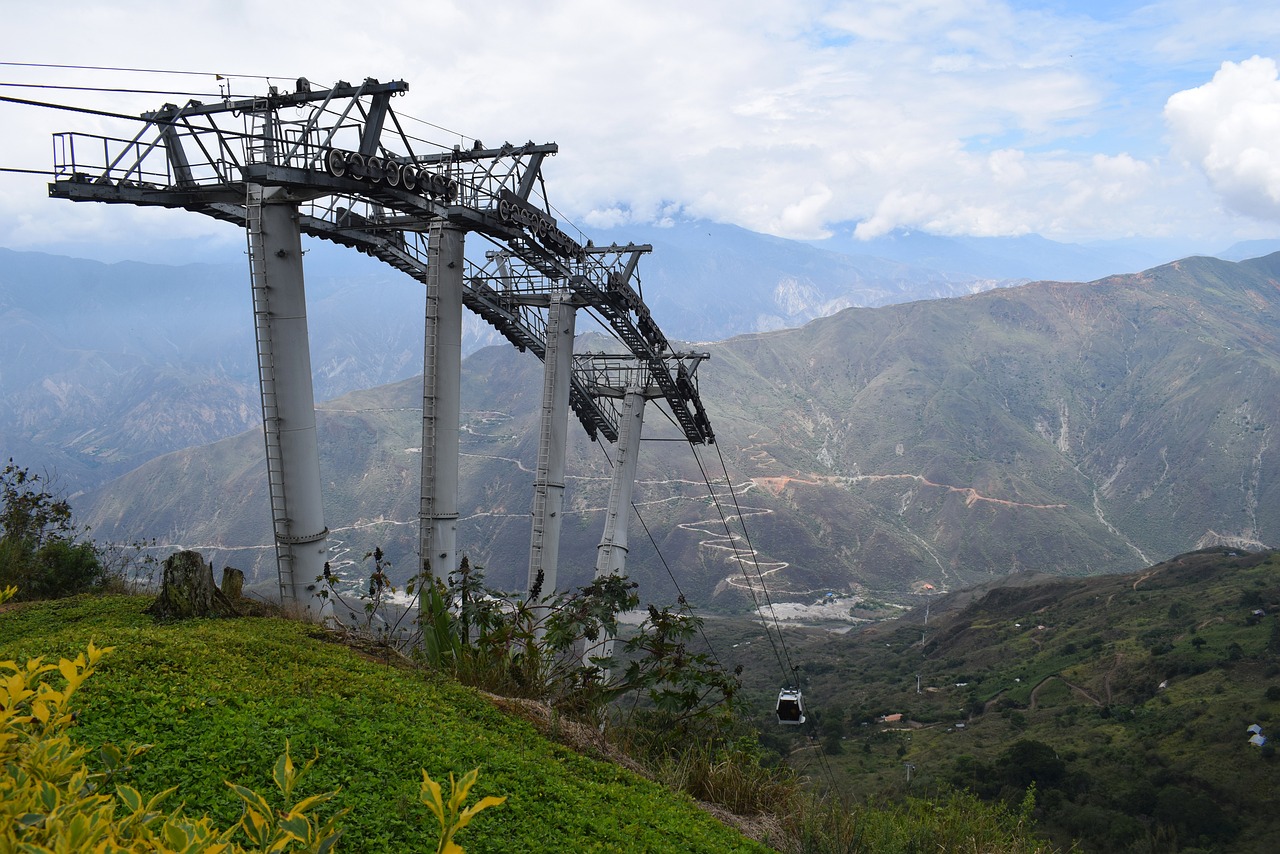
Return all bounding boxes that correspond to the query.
[0,595,765,852]
[82,254,1280,605]
[735,548,1280,852]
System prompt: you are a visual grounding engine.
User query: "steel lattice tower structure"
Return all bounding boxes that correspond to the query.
[47,76,714,623]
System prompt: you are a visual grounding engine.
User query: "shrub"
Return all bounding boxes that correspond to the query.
[0,460,104,599]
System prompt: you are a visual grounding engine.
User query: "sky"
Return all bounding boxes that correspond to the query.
[2,0,1280,261]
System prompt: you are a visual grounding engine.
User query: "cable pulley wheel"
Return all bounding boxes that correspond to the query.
[324,148,347,178]
[427,172,445,198]
[400,164,418,191]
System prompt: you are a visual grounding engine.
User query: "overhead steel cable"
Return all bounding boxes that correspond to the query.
[0,82,223,97]
[395,111,476,147]
[0,61,278,79]
[698,440,840,790]
[4,68,489,166]
[588,440,727,671]
[685,439,793,687]
[0,92,152,121]
[710,439,801,679]
[632,501,727,670]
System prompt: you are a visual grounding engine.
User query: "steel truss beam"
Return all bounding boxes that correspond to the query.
[48,75,712,445]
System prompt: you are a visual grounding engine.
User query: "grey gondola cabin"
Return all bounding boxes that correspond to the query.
[776,688,806,725]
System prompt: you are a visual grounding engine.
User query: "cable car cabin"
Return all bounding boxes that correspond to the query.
[776,688,806,725]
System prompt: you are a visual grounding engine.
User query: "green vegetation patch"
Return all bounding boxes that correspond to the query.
[0,595,765,852]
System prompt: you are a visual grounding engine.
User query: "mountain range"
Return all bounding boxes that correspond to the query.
[1,222,1251,497]
[67,248,1280,609]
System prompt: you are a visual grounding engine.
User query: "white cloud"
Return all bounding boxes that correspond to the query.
[1165,56,1280,221]
[2,1,1279,255]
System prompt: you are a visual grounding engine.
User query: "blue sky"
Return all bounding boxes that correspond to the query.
[2,0,1279,257]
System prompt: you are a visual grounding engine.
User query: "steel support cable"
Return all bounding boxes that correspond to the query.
[0,61,281,79]
[685,440,792,687]
[0,94,257,150]
[800,678,843,793]
[0,82,223,97]
[2,64,466,144]
[588,439,728,674]
[394,110,474,146]
[631,503,728,671]
[709,439,801,678]
[815,741,842,793]
[0,92,152,121]
[698,444,839,790]
[9,82,478,166]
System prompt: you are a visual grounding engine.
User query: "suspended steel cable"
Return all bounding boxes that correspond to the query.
[395,111,476,147]
[0,92,151,121]
[588,439,727,670]
[2,64,470,142]
[0,61,278,79]
[685,440,792,687]
[631,501,727,670]
[2,68,490,164]
[0,82,223,97]
[710,439,801,679]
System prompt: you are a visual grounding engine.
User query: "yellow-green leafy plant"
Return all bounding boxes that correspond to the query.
[226,740,345,853]
[0,637,343,853]
[420,767,506,854]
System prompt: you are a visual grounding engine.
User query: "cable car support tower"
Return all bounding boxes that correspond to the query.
[46,77,714,621]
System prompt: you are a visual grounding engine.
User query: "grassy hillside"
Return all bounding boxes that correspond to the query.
[0,595,766,852]
[729,548,1280,852]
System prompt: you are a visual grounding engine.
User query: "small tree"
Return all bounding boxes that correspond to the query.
[0,460,103,599]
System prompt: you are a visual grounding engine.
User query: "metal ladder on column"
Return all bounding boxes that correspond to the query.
[420,224,441,577]
[246,186,294,601]
[245,100,275,166]
[528,296,561,584]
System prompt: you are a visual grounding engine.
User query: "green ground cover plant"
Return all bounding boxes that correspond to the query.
[0,594,767,852]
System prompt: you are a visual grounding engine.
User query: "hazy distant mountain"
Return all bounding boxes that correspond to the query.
[80,253,1280,607]
[584,221,1008,340]
[0,248,424,490]
[805,227,1202,282]
[2,224,1116,491]
[1218,238,1280,262]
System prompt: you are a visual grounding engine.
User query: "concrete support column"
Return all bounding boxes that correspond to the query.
[528,290,576,600]
[595,386,646,579]
[420,221,465,592]
[585,385,646,669]
[248,187,329,618]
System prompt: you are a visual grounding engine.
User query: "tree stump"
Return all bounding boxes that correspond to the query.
[146,550,238,620]
[221,566,244,601]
